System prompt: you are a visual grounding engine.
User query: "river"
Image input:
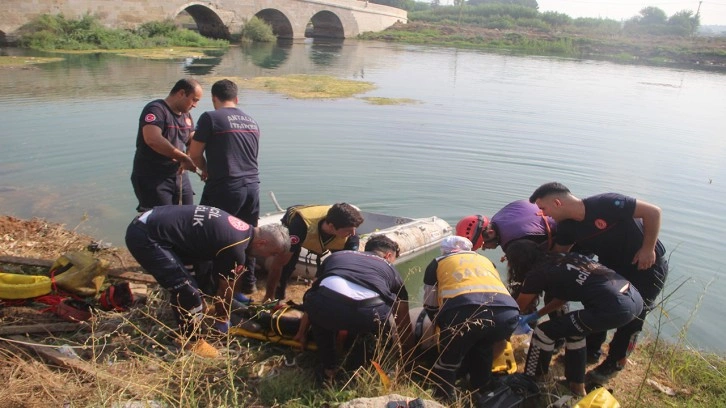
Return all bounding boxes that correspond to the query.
[1,40,724,352]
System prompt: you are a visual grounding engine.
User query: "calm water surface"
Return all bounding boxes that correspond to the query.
[1,40,724,351]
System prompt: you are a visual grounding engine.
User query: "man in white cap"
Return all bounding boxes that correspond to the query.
[421,236,519,401]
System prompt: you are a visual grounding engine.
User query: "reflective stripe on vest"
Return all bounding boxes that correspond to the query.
[436,252,510,306]
[287,205,349,255]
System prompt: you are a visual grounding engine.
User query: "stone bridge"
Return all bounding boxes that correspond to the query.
[0,0,407,43]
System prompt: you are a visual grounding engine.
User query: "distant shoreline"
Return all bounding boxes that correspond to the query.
[360,21,726,73]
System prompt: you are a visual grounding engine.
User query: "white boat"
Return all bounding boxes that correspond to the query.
[257,195,452,279]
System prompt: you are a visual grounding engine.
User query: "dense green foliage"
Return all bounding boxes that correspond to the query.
[467,0,537,7]
[370,0,419,10]
[18,14,227,50]
[402,4,700,37]
[361,4,721,71]
[624,7,700,36]
[240,17,276,42]
[410,4,550,30]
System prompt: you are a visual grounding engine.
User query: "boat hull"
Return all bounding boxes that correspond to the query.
[256,210,452,279]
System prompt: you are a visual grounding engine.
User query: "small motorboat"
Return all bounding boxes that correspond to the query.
[257,194,452,278]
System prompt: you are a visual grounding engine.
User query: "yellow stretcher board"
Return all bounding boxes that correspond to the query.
[229,326,318,351]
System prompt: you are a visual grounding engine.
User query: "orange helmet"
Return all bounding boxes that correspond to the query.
[455,215,489,250]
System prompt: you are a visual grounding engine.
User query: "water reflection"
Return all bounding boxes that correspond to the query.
[307,38,344,66]
[242,40,292,69]
[182,51,224,75]
[2,41,725,350]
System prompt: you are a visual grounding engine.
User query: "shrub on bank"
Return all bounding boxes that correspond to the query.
[240,17,276,43]
[18,14,227,50]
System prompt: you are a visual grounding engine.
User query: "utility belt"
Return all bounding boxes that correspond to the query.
[316,286,386,308]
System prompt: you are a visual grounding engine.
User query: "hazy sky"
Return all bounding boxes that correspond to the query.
[537,1,726,26]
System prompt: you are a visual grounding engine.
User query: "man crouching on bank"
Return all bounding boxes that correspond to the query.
[125,204,289,358]
[293,235,414,385]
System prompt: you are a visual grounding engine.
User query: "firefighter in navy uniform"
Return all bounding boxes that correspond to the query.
[188,79,262,295]
[530,182,667,382]
[506,240,643,396]
[264,203,364,301]
[125,205,290,358]
[130,78,202,212]
[422,236,520,401]
[293,235,413,385]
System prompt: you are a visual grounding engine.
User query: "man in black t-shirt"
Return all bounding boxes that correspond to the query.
[189,79,261,294]
[125,205,289,358]
[131,78,202,212]
[293,235,413,385]
[530,182,668,382]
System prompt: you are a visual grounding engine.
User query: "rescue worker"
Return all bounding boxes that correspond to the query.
[529,182,668,381]
[264,203,364,301]
[293,235,413,385]
[456,201,568,355]
[130,78,201,212]
[188,79,261,295]
[125,205,290,358]
[506,240,643,396]
[456,199,556,253]
[422,236,520,401]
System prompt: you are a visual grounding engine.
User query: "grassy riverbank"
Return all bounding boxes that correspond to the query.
[17,15,227,51]
[360,5,726,72]
[1,215,724,407]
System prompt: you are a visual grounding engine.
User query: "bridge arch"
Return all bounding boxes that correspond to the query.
[174,3,229,39]
[307,11,344,39]
[255,9,294,39]
[0,0,407,43]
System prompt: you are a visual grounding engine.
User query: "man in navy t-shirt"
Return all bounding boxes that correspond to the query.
[131,78,202,212]
[125,205,290,358]
[530,182,668,382]
[189,79,261,294]
[293,235,413,385]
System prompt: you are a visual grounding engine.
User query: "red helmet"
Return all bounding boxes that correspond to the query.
[455,215,489,250]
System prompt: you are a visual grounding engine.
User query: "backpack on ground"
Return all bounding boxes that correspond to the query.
[474,373,540,408]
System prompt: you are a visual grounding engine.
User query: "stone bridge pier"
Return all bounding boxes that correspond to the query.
[0,0,407,43]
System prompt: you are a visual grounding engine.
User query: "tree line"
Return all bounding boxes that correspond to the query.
[369,0,700,36]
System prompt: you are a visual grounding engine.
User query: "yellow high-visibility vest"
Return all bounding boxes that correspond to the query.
[436,252,510,306]
[285,205,349,255]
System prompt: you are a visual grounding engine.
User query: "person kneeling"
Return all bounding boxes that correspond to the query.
[294,235,413,385]
[422,236,520,401]
[505,240,643,396]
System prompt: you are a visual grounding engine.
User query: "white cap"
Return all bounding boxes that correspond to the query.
[440,235,473,255]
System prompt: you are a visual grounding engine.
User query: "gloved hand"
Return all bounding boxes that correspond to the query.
[521,312,540,325]
[513,312,540,335]
[213,320,230,334]
[513,315,534,335]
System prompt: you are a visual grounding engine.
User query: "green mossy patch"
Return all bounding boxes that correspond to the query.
[206,75,376,99]
[39,47,219,60]
[0,56,64,68]
[360,97,419,105]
